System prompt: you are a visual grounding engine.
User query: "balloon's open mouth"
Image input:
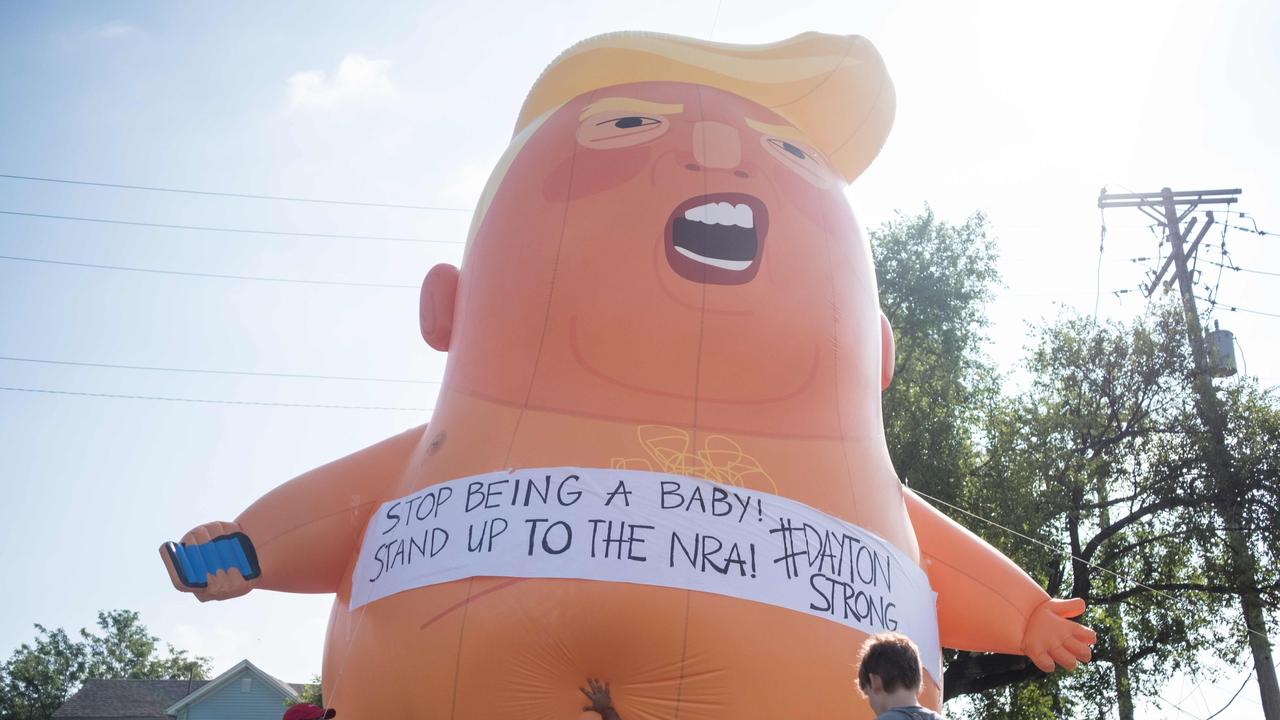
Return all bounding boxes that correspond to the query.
[665,193,768,285]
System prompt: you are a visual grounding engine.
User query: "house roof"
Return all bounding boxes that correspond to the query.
[52,661,306,719]
[53,678,209,718]
[165,659,299,716]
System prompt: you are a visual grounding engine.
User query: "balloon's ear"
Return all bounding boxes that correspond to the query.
[880,311,895,391]
[420,263,459,351]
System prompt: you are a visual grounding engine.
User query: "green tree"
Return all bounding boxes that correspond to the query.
[0,610,210,720]
[952,306,1209,717]
[870,207,1280,717]
[0,626,86,720]
[284,674,323,708]
[872,206,1001,506]
[950,306,1277,719]
[82,610,208,681]
[1217,379,1280,599]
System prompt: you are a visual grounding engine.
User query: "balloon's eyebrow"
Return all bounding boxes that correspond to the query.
[579,98,684,121]
[745,117,809,146]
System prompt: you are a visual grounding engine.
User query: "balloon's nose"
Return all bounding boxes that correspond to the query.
[692,120,742,170]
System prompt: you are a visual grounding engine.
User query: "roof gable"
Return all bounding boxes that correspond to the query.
[165,660,298,715]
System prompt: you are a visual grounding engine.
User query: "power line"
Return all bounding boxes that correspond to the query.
[0,355,439,385]
[1152,692,1206,720]
[929,483,1276,716]
[0,172,474,212]
[1106,188,1280,717]
[0,253,420,289]
[1202,258,1280,278]
[910,487,1275,645]
[1205,663,1259,720]
[1157,658,1270,720]
[0,209,464,245]
[912,487,1161,595]
[0,385,431,411]
[1095,206,1106,320]
[1198,295,1280,320]
[1205,211,1230,305]
[1226,223,1278,238]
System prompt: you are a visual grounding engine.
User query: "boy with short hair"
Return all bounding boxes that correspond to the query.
[857,633,943,719]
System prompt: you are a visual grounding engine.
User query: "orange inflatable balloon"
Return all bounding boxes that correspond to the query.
[160,31,1095,719]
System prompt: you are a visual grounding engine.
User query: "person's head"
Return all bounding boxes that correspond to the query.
[857,633,923,712]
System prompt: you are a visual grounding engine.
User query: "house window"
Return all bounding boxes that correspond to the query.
[241,678,253,693]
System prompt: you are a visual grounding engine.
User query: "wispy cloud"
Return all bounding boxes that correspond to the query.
[96,21,141,40]
[287,53,395,112]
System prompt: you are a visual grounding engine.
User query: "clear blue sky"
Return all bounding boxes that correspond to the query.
[2,2,1277,718]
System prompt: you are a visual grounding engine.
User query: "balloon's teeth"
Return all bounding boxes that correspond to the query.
[683,202,754,229]
[673,246,753,271]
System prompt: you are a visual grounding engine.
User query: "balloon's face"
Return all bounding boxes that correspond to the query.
[450,81,881,436]
[566,85,842,287]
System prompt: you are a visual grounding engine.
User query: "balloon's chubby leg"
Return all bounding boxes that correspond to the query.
[160,424,426,601]
[904,488,1098,673]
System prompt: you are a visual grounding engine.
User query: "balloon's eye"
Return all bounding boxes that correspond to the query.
[770,139,809,160]
[579,114,670,148]
[598,116,660,129]
[760,134,833,188]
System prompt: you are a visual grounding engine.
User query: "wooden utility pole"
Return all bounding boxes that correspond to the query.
[1099,187,1279,719]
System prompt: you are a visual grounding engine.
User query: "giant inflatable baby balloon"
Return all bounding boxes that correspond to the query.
[161,32,1095,719]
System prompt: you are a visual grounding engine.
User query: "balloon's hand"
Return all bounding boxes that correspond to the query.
[1022,597,1097,673]
[159,521,260,602]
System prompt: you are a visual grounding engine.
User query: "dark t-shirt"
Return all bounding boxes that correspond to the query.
[877,706,944,720]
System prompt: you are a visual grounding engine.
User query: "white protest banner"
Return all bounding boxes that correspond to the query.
[350,467,941,682]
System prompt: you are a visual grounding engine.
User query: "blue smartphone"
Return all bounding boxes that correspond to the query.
[163,532,260,588]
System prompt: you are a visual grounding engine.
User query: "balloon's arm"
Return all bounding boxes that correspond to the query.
[161,424,426,599]
[237,424,427,593]
[904,488,1096,672]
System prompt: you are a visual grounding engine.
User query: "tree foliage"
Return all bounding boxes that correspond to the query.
[872,207,1280,719]
[286,674,324,708]
[872,206,1000,504]
[956,306,1232,718]
[1219,379,1280,593]
[0,610,210,720]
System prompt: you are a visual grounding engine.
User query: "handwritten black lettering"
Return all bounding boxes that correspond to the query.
[807,572,898,630]
[381,501,402,535]
[465,481,485,512]
[588,519,653,561]
[369,527,448,582]
[604,480,632,507]
[467,518,509,552]
[770,517,892,590]
[661,480,683,509]
[668,532,753,577]
[557,474,583,506]
[524,518,573,555]
[483,479,508,509]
